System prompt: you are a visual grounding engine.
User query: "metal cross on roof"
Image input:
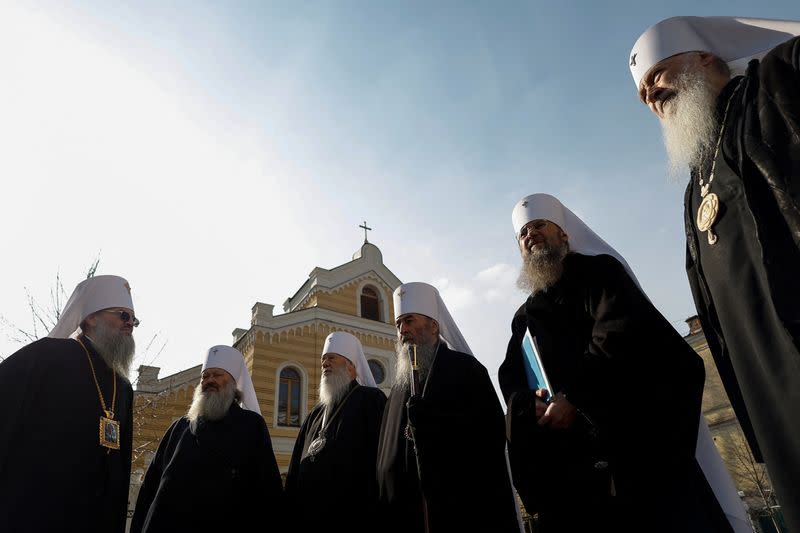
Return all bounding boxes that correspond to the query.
[359,220,372,243]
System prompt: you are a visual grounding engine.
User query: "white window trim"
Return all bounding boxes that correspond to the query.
[274,362,309,429]
[356,279,389,323]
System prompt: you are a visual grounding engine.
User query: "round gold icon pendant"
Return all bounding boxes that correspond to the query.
[697,192,720,245]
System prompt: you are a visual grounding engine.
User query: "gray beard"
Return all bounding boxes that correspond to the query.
[90,320,135,378]
[319,366,353,409]
[187,380,236,434]
[517,241,569,295]
[394,339,437,391]
[660,70,722,182]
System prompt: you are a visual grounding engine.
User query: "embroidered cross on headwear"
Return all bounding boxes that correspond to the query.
[521,201,528,207]
[630,53,637,67]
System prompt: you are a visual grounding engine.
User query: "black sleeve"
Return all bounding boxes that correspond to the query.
[130,419,182,533]
[498,306,530,405]
[284,414,312,499]
[0,342,40,480]
[566,256,703,448]
[253,416,285,525]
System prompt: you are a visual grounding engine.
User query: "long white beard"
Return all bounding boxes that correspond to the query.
[394,339,436,391]
[660,71,721,181]
[319,366,353,408]
[187,380,236,434]
[517,241,569,295]
[90,320,135,378]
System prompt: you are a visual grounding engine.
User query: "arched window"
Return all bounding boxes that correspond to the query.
[278,367,302,427]
[368,359,385,385]
[360,286,381,321]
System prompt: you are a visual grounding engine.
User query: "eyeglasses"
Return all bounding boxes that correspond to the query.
[102,310,140,327]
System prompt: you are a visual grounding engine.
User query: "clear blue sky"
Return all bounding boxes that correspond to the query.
[1,1,798,398]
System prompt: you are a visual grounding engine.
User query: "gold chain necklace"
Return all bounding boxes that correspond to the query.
[696,77,745,245]
[76,337,121,450]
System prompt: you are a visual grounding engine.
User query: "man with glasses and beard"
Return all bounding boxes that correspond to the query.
[130,345,283,533]
[500,194,748,533]
[377,282,520,533]
[285,331,386,532]
[630,16,800,531]
[0,275,137,533]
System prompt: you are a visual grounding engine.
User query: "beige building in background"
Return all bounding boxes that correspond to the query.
[684,316,777,518]
[129,241,401,517]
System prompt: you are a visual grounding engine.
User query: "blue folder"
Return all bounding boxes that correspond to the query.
[521,329,554,401]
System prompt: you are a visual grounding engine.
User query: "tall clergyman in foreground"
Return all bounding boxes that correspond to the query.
[377,282,520,533]
[0,275,137,533]
[130,345,284,533]
[501,194,748,533]
[285,331,386,532]
[630,16,800,531]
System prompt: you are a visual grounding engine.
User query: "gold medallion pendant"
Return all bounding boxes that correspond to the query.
[99,413,121,450]
[697,192,720,245]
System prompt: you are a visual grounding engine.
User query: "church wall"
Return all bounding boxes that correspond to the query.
[242,318,396,471]
[132,248,401,477]
[131,383,197,482]
[688,332,773,508]
[314,286,358,316]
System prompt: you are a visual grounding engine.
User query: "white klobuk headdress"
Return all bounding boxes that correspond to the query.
[512,193,641,287]
[629,16,800,88]
[322,331,377,387]
[48,275,135,339]
[393,282,472,355]
[202,345,261,415]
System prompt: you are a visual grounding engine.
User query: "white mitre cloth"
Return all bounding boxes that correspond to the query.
[629,16,800,88]
[393,282,472,356]
[48,275,135,339]
[202,345,261,415]
[512,193,641,287]
[322,331,377,387]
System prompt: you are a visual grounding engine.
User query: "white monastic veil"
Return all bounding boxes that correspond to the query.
[512,193,751,533]
[629,16,800,88]
[48,275,135,339]
[321,331,377,388]
[202,345,261,415]
[393,282,473,355]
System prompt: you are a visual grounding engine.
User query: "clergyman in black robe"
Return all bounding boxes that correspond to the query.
[130,346,283,533]
[632,16,800,531]
[286,338,386,533]
[0,275,138,533]
[501,195,735,533]
[285,331,386,532]
[377,282,521,533]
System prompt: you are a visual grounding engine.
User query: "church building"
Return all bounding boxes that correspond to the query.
[130,239,401,498]
[229,240,400,468]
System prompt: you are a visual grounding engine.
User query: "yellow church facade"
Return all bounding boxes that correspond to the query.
[130,241,401,489]
[230,241,400,469]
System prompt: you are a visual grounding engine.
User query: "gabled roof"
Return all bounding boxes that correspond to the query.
[283,242,402,312]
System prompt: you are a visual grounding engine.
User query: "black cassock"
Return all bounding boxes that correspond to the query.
[130,402,284,533]
[285,380,386,532]
[684,36,800,532]
[0,337,133,533]
[377,343,520,533]
[500,253,731,533]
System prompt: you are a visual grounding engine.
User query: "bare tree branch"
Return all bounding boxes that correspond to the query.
[727,430,781,531]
